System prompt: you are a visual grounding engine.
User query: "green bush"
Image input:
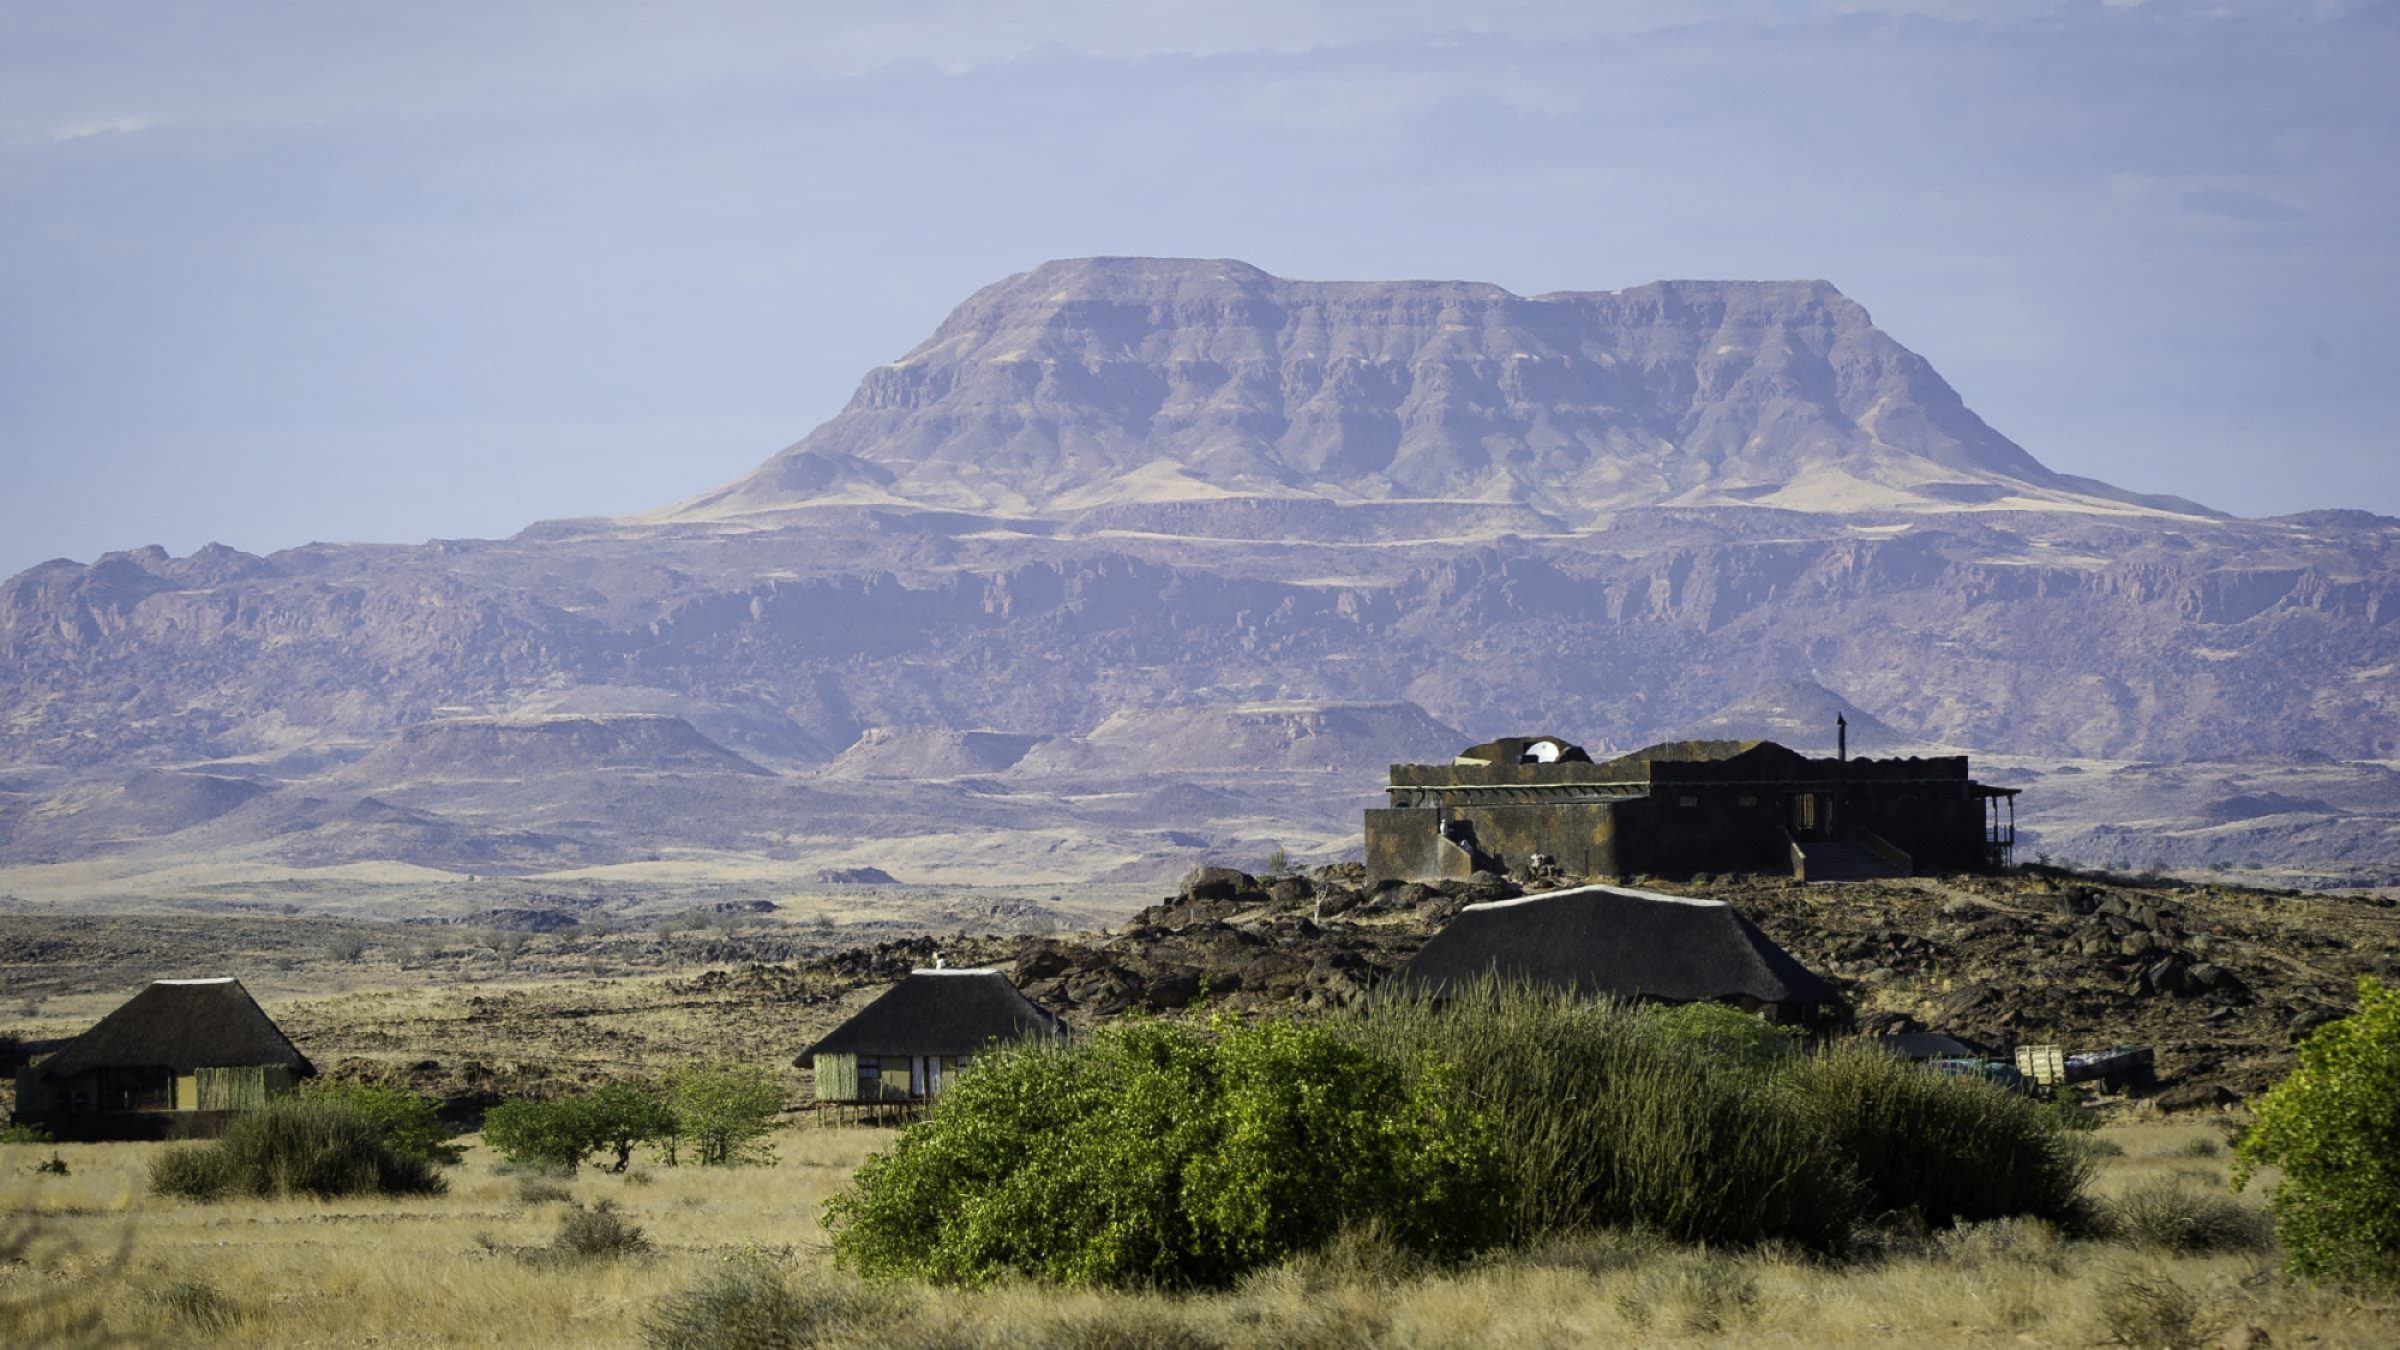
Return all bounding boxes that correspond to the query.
[668,1063,782,1167]
[640,1252,874,1350]
[2103,1179,2273,1255]
[0,1123,53,1145]
[147,1099,445,1201]
[1645,1000,1804,1071]
[2235,976,2400,1285]
[1781,1045,2094,1230]
[302,1080,464,1165]
[825,1017,1506,1288]
[1338,985,1862,1253]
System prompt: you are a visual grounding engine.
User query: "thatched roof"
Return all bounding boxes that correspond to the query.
[35,979,314,1080]
[1394,885,1839,1009]
[795,969,1063,1066]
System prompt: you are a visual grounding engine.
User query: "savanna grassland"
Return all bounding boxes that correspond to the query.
[4,1120,2397,1347]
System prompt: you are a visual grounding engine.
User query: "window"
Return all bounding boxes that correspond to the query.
[1678,795,1699,808]
[1738,795,1757,807]
[857,1058,880,1081]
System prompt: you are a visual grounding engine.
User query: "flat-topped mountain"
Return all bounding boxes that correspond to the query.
[667,257,2209,526]
[0,260,2393,887]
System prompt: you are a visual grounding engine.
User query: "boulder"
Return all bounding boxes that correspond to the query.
[1143,969,1205,1012]
[1015,945,1076,982]
[1268,876,1315,907]
[1181,866,1256,902]
[2287,1006,2346,1043]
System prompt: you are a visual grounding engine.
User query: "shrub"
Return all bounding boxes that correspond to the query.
[2094,1263,2225,1349]
[0,1123,53,1144]
[2104,1179,2273,1255]
[669,1063,783,1167]
[640,1252,874,1350]
[148,1277,241,1333]
[1645,1001,1804,1071]
[148,1145,232,1201]
[1936,1216,2071,1276]
[516,1176,575,1206]
[1781,1044,2094,1230]
[1249,1218,1425,1293]
[825,1016,1506,1288]
[33,1153,68,1177]
[148,1099,445,1201]
[1614,1252,1762,1336]
[1339,985,1862,1253]
[302,1080,464,1165]
[2044,1083,2106,1132]
[2234,976,2400,1286]
[537,1199,651,1264]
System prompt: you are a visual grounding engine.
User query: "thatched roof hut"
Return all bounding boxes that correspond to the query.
[1394,884,1841,1023]
[15,978,313,1137]
[796,968,1062,1103]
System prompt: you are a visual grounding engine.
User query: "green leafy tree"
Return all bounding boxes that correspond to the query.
[483,1082,682,1173]
[2235,976,2400,1285]
[824,1016,1505,1288]
[483,1099,600,1173]
[1260,846,1294,880]
[669,1063,784,1167]
[588,1081,678,1172]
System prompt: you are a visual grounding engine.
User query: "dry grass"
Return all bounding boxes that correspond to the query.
[6,1118,2398,1347]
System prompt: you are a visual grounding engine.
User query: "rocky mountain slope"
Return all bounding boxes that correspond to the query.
[1,260,2394,886]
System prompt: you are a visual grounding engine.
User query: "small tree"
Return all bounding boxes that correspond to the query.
[302,1081,463,1165]
[1261,845,1294,880]
[484,1099,600,1173]
[588,1081,678,1173]
[2235,976,2400,1286]
[669,1063,784,1167]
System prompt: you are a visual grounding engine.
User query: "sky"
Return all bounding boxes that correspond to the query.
[2,0,2395,576]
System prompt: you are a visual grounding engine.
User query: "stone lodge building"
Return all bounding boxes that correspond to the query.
[1365,731,2017,884]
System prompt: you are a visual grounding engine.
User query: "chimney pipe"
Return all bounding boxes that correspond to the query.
[1837,713,1848,763]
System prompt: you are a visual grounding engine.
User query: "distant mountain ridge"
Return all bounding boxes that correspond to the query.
[665,257,2214,527]
[1,259,2393,888]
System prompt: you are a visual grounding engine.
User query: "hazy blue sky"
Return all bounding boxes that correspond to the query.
[3,0,2394,576]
